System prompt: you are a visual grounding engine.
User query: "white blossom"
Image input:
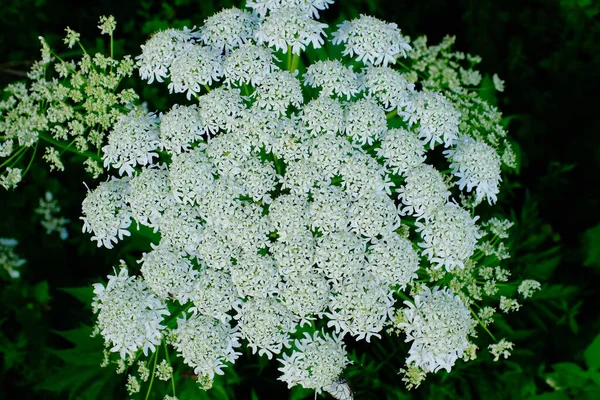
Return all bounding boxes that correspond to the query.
[255,7,327,55]
[137,28,199,84]
[444,136,502,204]
[332,15,411,67]
[398,286,472,373]
[200,8,258,55]
[304,60,360,100]
[172,313,242,378]
[92,265,169,359]
[278,331,349,392]
[415,202,482,271]
[81,177,132,249]
[102,111,160,176]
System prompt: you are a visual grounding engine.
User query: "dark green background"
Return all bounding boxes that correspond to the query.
[0,0,599,399]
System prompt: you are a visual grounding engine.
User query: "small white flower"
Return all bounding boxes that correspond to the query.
[92,265,169,359]
[277,331,350,392]
[255,6,327,55]
[102,111,160,177]
[81,177,132,249]
[493,73,505,92]
[168,44,223,99]
[398,286,472,373]
[443,136,502,204]
[136,28,199,84]
[304,60,360,100]
[201,8,258,54]
[332,15,411,67]
[172,313,242,378]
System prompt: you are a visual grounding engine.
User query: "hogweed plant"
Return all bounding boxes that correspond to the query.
[0,1,541,399]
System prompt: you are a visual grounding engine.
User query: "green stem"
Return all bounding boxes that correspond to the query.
[144,347,160,400]
[164,341,176,397]
[38,132,101,161]
[287,46,292,71]
[22,141,38,176]
[0,145,27,168]
[290,52,300,72]
[204,84,211,93]
[386,109,398,119]
[470,307,496,342]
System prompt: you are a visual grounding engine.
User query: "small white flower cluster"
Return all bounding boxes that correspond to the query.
[398,286,474,373]
[34,191,70,240]
[0,19,138,184]
[92,265,170,359]
[79,0,530,395]
[0,238,26,279]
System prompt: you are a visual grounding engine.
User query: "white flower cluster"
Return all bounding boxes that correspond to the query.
[0,238,26,279]
[81,0,523,394]
[398,286,473,373]
[92,265,169,359]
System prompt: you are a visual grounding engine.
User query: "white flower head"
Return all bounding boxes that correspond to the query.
[223,43,280,86]
[326,272,395,342]
[396,164,450,220]
[277,331,350,392]
[197,87,245,136]
[332,15,411,67]
[409,90,460,149]
[159,104,205,154]
[376,128,426,176]
[168,44,224,99]
[247,0,334,19]
[139,244,199,304]
[253,70,303,115]
[102,111,160,177]
[234,297,298,359]
[301,96,345,136]
[304,60,360,100]
[81,177,132,249]
[415,202,482,271]
[136,28,199,84]
[343,98,387,146]
[172,313,242,378]
[367,232,420,290]
[92,265,170,359]
[362,66,415,112]
[443,136,502,204]
[201,8,259,55]
[128,166,171,230]
[398,286,472,373]
[255,6,328,55]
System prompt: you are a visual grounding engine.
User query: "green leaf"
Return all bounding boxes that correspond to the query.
[478,74,498,105]
[582,223,600,270]
[58,286,94,305]
[585,333,600,371]
[550,362,588,389]
[31,280,51,304]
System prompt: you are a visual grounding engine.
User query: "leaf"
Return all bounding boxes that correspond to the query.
[549,362,588,389]
[478,74,498,105]
[58,286,94,305]
[584,332,600,371]
[31,280,51,304]
[582,223,600,270]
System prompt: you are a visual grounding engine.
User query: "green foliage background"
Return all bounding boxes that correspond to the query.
[0,0,599,399]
